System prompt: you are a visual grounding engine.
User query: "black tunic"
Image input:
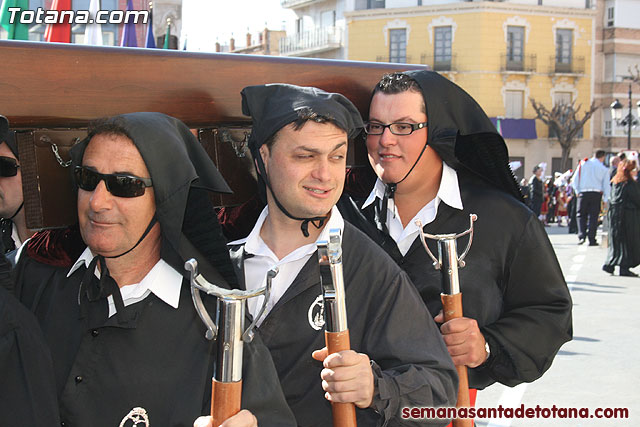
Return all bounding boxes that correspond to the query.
[605,180,640,268]
[340,172,572,389]
[230,222,458,427]
[13,252,296,427]
[0,286,60,426]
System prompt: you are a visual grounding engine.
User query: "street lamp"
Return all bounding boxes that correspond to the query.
[610,78,640,150]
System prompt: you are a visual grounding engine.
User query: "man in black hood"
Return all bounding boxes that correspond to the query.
[0,115,34,254]
[231,83,457,426]
[12,112,295,427]
[340,71,572,398]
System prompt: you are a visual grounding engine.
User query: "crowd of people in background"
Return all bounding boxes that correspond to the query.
[521,150,639,277]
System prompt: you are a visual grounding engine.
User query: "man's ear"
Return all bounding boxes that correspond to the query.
[258,145,270,174]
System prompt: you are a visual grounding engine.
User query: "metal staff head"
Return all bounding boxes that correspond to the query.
[184,258,276,343]
[317,228,348,333]
[414,214,477,295]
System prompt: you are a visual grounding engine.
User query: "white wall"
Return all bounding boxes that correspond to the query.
[613,0,640,29]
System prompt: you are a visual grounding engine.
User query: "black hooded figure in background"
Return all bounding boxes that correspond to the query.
[0,115,34,254]
[12,112,295,426]
[339,71,572,396]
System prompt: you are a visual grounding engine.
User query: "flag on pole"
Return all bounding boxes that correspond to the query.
[44,0,72,43]
[84,0,103,45]
[120,0,137,47]
[0,0,29,40]
[144,1,155,48]
[162,18,170,49]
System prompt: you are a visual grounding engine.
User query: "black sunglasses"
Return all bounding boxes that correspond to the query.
[0,156,20,177]
[74,166,153,198]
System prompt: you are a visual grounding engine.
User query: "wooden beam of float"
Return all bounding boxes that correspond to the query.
[1,40,426,128]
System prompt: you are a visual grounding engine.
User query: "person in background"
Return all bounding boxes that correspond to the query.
[603,159,640,277]
[0,115,34,254]
[529,165,544,219]
[571,150,610,246]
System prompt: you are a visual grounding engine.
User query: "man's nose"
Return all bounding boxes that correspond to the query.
[378,126,397,147]
[311,159,331,182]
[89,180,113,211]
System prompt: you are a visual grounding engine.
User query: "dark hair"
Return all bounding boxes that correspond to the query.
[87,117,134,142]
[612,159,637,184]
[371,73,426,114]
[264,108,346,151]
[533,165,541,173]
[595,150,606,159]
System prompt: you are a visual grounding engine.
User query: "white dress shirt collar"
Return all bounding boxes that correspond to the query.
[362,161,463,255]
[68,246,182,317]
[228,205,344,324]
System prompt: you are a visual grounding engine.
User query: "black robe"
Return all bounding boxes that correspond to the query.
[230,222,458,427]
[605,180,640,268]
[339,171,572,389]
[0,286,60,426]
[13,251,296,427]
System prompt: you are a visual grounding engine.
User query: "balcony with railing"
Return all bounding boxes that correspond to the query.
[500,53,537,73]
[280,0,326,9]
[420,54,458,72]
[550,56,585,75]
[279,27,342,56]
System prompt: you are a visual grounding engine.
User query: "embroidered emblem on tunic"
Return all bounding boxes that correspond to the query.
[308,294,325,330]
[119,407,150,427]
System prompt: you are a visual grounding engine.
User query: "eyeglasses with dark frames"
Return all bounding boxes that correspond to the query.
[74,166,153,198]
[0,156,20,177]
[364,121,428,136]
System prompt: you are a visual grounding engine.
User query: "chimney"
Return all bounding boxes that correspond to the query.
[230,37,235,51]
[215,42,221,52]
[246,32,252,47]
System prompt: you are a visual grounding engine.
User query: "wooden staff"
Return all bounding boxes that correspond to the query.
[317,229,357,427]
[416,215,477,427]
[185,259,274,426]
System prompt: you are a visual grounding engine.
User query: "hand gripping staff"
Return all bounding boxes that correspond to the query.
[317,229,357,427]
[185,259,276,426]
[415,214,478,427]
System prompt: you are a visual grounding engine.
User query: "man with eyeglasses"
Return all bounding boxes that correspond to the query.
[340,71,572,400]
[208,83,457,426]
[11,113,295,427]
[0,115,34,255]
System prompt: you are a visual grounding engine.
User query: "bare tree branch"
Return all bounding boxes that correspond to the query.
[529,97,598,170]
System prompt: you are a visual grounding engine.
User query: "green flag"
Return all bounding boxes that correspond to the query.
[162,20,170,49]
[0,0,30,40]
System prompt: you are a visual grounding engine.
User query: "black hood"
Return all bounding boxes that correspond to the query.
[0,116,17,158]
[241,83,364,153]
[70,112,234,276]
[403,70,522,201]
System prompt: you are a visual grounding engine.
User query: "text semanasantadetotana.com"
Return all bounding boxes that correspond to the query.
[402,405,629,420]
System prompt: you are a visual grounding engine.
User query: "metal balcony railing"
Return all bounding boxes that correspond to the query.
[279,27,342,56]
[550,56,585,74]
[375,55,413,64]
[500,53,537,73]
[420,53,458,72]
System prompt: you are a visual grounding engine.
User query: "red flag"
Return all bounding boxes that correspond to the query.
[44,0,72,43]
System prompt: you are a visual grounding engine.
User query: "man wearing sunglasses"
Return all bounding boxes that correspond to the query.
[216,83,457,427]
[0,115,33,255]
[12,113,295,427]
[340,71,572,400]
